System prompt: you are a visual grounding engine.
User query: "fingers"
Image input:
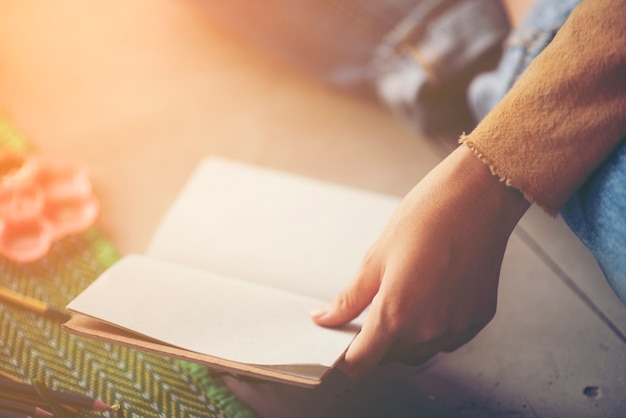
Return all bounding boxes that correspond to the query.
[383,327,481,367]
[311,240,489,380]
[311,253,382,327]
[310,251,393,378]
[339,295,395,378]
[439,327,480,353]
[341,306,480,377]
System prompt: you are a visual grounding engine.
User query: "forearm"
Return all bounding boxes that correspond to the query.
[461,0,626,214]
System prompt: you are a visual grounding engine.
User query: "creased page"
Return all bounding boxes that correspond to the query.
[146,157,400,302]
[67,255,358,367]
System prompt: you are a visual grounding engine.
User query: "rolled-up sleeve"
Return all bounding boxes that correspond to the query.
[460,0,626,214]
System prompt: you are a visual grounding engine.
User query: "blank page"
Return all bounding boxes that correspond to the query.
[67,255,359,366]
[146,157,400,301]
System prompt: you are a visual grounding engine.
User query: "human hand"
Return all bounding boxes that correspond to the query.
[311,145,530,378]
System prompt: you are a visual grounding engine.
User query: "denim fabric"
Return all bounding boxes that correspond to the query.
[561,146,626,302]
[468,0,584,120]
[467,0,626,304]
[198,0,509,132]
[373,0,509,133]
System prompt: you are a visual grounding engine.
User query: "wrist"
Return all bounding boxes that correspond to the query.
[454,144,531,230]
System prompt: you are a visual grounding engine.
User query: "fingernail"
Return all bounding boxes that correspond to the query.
[310,306,330,319]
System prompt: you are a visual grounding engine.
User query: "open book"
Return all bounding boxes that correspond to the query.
[64,157,400,386]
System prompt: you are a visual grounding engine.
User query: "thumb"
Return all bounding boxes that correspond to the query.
[311,263,381,327]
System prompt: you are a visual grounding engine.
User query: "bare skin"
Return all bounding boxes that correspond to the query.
[309,0,537,381]
[311,145,531,378]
